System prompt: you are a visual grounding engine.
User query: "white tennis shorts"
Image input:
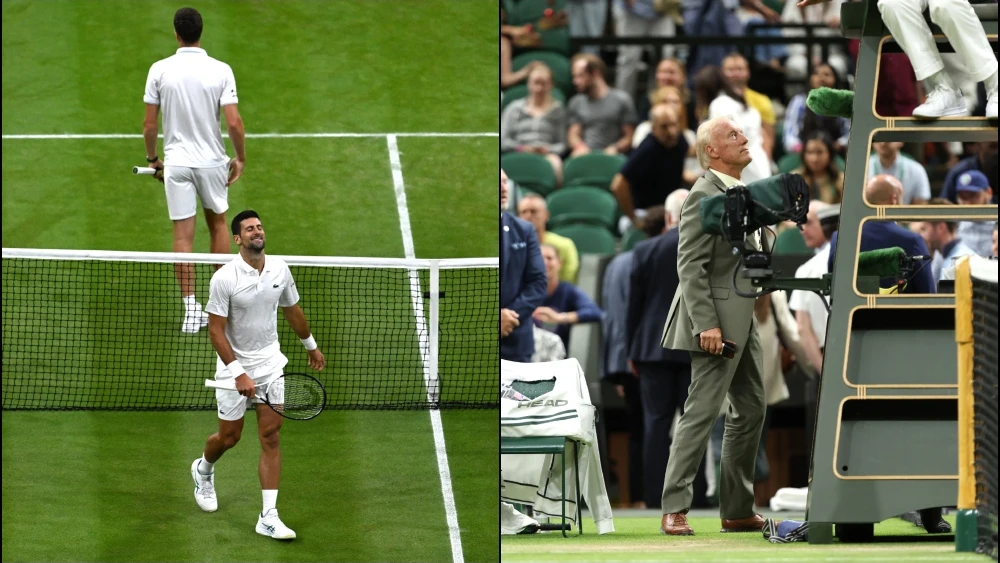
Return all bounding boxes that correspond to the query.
[164,163,229,220]
[215,354,287,421]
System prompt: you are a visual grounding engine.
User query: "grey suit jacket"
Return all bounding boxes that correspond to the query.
[660,170,760,352]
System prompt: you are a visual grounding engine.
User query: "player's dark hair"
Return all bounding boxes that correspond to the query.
[231,210,260,236]
[174,7,203,45]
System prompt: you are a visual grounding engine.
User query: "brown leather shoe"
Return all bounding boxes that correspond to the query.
[660,511,694,536]
[721,513,766,532]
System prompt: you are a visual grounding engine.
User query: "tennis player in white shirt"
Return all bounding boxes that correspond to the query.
[142,7,247,333]
[190,209,325,540]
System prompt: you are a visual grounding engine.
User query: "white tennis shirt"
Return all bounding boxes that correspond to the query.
[143,47,238,168]
[206,255,300,370]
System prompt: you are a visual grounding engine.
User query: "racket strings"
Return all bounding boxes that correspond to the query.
[273,377,325,419]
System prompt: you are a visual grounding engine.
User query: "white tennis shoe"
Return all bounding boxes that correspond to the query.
[256,509,296,540]
[182,309,209,334]
[912,86,967,119]
[191,458,218,512]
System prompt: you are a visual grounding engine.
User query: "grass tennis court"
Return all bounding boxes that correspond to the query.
[502,515,981,563]
[2,1,498,562]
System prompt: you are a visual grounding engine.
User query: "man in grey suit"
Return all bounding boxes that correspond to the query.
[658,116,766,536]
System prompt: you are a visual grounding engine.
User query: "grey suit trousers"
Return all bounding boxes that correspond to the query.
[661,324,765,519]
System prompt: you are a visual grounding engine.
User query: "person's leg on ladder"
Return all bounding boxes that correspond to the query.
[926,0,999,118]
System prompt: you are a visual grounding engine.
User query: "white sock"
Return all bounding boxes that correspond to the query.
[926,70,957,93]
[985,70,998,97]
[262,490,278,514]
[198,456,214,475]
[183,295,198,312]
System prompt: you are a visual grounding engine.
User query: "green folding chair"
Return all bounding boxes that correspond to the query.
[562,154,626,190]
[546,186,619,231]
[502,152,558,197]
[551,224,617,255]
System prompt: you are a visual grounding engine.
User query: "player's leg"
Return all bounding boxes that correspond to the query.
[164,166,208,332]
[195,163,231,272]
[192,391,248,512]
[254,379,295,539]
[925,0,999,118]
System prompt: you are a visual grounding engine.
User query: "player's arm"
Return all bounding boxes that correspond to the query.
[222,104,246,186]
[142,104,164,182]
[282,304,325,371]
[207,313,255,398]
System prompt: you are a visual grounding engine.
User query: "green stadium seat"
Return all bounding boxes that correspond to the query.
[551,224,617,255]
[546,186,619,231]
[511,51,573,99]
[501,152,558,197]
[562,154,626,190]
[621,227,648,252]
[537,27,572,56]
[501,84,566,114]
[773,227,810,255]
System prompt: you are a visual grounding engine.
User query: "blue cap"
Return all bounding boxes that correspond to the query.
[956,170,990,192]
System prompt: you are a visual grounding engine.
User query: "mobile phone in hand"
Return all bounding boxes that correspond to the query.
[722,340,737,359]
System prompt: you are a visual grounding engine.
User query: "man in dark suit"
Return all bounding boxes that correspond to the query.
[626,189,692,509]
[500,169,548,362]
[827,174,936,294]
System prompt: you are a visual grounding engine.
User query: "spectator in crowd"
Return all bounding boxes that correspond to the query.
[517,194,580,283]
[720,53,776,161]
[627,189,690,509]
[613,0,682,100]
[790,203,839,378]
[941,142,998,204]
[501,64,569,185]
[781,0,849,83]
[636,58,696,129]
[693,64,721,124]
[913,199,977,285]
[682,0,778,76]
[953,170,996,257]
[568,54,639,157]
[601,206,670,509]
[612,104,689,233]
[567,0,607,56]
[792,131,844,204]
[992,223,998,258]
[828,175,936,294]
[633,86,703,186]
[500,170,548,363]
[705,65,772,183]
[533,244,604,352]
[783,64,851,156]
[868,141,931,205]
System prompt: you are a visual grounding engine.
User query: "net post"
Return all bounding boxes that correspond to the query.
[954,256,977,553]
[428,260,440,407]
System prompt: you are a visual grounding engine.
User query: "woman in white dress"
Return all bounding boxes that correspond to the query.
[706,68,773,184]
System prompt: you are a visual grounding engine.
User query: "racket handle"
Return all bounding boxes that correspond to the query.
[133,166,157,175]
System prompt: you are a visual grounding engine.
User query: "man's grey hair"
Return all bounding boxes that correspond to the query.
[518,193,548,210]
[665,189,689,225]
[695,116,736,169]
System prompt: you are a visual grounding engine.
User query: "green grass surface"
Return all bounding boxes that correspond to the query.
[2,1,499,561]
[502,516,978,563]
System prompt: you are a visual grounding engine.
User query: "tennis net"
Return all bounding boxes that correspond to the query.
[1,248,499,411]
[956,255,998,560]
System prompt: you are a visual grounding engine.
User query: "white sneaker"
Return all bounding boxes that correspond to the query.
[987,90,998,119]
[182,309,209,334]
[256,509,296,540]
[191,458,217,512]
[912,86,968,119]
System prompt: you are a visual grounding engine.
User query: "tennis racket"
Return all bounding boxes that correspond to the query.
[205,372,327,421]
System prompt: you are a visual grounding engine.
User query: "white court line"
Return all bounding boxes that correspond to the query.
[386,133,465,563]
[1,132,497,140]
